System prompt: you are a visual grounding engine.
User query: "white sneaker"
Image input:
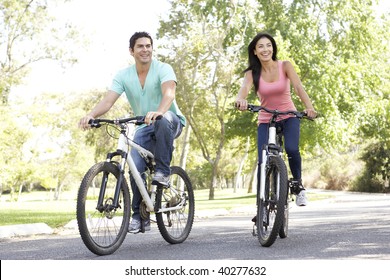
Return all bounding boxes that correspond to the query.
[128,219,151,233]
[152,172,170,186]
[295,190,308,206]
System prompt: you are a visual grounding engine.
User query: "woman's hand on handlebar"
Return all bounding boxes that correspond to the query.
[304,108,317,119]
[235,99,248,111]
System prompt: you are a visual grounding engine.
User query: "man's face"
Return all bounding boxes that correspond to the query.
[130,37,153,65]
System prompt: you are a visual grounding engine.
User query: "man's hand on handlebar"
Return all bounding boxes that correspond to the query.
[78,115,94,131]
[144,111,163,125]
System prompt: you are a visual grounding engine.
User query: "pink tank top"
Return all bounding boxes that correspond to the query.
[257,61,296,124]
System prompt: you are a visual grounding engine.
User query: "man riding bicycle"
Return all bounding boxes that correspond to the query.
[79,31,186,233]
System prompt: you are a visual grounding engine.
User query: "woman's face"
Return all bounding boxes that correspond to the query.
[254,37,273,62]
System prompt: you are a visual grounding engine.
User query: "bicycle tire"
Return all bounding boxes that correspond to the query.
[76,161,131,255]
[257,156,288,247]
[279,187,289,238]
[155,166,194,244]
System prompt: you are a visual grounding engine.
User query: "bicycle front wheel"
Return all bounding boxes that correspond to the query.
[279,182,290,239]
[155,166,194,244]
[76,162,131,255]
[257,156,288,247]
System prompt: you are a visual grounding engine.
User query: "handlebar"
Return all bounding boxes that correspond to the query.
[88,115,163,128]
[246,104,312,120]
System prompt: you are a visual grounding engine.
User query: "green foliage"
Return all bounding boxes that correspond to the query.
[158,0,256,197]
[317,152,362,190]
[156,0,390,194]
[0,105,31,192]
[353,142,390,193]
[0,0,79,104]
[2,0,390,197]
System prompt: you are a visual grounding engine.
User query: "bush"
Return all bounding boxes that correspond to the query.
[307,153,363,190]
[352,142,390,193]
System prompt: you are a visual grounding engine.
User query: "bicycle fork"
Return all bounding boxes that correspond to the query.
[95,149,129,213]
[260,125,278,201]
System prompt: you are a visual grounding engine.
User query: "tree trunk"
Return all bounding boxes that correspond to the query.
[234,137,250,192]
[179,125,191,170]
[17,184,23,202]
[209,165,218,200]
[54,181,65,201]
[248,159,258,194]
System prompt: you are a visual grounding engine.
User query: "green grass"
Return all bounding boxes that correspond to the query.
[195,188,257,210]
[0,200,77,228]
[0,188,332,228]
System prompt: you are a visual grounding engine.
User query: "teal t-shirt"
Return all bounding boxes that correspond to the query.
[110,59,186,126]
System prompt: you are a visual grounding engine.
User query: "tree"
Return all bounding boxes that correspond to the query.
[158,0,390,195]
[0,106,30,197]
[0,0,78,105]
[158,0,255,199]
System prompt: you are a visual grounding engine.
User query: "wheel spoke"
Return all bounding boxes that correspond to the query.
[77,162,130,255]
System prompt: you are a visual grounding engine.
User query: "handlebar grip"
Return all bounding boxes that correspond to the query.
[134,115,163,125]
[88,119,101,128]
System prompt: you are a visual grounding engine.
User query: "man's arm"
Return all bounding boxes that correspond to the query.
[78,90,120,130]
[144,80,176,125]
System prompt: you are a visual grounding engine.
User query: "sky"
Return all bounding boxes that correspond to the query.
[10,0,390,101]
[11,0,171,100]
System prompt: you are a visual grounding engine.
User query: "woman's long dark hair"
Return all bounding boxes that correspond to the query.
[244,32,278,93]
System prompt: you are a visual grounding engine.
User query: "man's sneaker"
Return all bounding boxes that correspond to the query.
[128,219,151,234]
[152,172,170,186]
[295,190,308,206]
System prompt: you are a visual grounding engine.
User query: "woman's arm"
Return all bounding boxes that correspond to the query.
[284,61,317,118]
[235,71,253,110]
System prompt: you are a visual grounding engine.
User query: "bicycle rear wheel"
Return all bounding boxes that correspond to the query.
[155,166,194,244]
[257,156,288,247]
[76,162,131,255]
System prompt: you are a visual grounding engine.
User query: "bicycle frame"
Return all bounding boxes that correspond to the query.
[78,116,195,255]
[259,116,282,201]
[104,123,185,214]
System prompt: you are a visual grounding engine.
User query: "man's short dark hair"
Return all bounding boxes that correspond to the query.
[129,32,153,50]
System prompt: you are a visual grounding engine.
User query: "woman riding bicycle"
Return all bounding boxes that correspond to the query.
[235,32,317,207]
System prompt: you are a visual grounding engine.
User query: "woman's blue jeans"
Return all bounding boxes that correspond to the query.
[257,117,301,181]
[129,111,183,220]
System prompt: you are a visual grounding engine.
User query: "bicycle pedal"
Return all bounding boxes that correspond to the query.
[252,226,258,237]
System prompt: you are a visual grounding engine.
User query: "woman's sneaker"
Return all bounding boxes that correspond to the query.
[290,179,308,206]
[295,190,308,206]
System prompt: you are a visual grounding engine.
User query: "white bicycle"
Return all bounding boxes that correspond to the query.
[246,105,312,247]
[76,115,194,255]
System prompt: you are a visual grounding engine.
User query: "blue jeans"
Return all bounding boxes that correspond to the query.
[129,111,183,220]
[257,117,301,180]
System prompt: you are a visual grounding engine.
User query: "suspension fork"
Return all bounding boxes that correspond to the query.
[259,148,267,201]
[96,150,127,212]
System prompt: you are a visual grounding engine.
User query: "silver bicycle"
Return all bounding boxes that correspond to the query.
[76,115,194,255]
